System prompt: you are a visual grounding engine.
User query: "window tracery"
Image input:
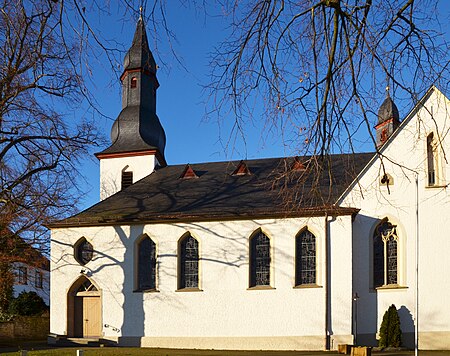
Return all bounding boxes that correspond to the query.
[74,237,94,266]
[137,236,157,291]
[249,230,271,287]
[374,219,398,287]
[296,229,316,286]
[427,132,438,186]
[179,234,199,289]
[76,279,98,293]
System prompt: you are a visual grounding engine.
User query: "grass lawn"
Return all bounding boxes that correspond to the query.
[2,343,450,356]
[0,348,341,356]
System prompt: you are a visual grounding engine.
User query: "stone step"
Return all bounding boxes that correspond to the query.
[52,337,113,347]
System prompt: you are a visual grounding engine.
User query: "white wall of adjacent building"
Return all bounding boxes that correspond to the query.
[13,261,50,305]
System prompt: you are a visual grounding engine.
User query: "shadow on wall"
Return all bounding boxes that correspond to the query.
[398,305,415,349]
[352,214,417,349]
[115,224,144,347]
[352,214,380,347]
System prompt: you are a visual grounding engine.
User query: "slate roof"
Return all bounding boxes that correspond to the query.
[95,106,166,159]
[50,153,374,228]
[123,18,157,74]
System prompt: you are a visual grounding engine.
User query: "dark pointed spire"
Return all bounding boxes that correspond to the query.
[123,18,157,75]
[95,17,166,165]
[377,86,399,125]
[375,86,400,147]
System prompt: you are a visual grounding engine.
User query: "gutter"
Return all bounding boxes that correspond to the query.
[324,213,330,350]
[46,206,360,229]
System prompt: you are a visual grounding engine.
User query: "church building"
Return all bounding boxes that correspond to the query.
[48,18,450,350]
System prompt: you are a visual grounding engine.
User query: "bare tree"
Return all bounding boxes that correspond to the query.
[0,0,104,244]
[208,0,449,157]
[0,0,191,312]
[0,0,104,311]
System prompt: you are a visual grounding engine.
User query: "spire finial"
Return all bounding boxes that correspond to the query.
[139,6,143,20]
[385,72,390,98]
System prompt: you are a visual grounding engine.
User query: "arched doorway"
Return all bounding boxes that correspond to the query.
[67,276,102,338]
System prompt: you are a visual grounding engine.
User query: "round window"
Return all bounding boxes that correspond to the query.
[74,237,94,265]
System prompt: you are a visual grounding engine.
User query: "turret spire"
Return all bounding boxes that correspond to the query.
[375,85,400,148]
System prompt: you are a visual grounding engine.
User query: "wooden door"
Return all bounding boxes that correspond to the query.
[68,277,101,338]
[82,296,101,337]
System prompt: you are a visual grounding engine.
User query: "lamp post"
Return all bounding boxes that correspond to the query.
[353,292,360,346]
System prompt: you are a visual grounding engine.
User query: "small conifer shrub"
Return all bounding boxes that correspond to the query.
[379,304,402,347]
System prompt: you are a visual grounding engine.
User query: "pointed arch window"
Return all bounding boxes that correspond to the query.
[137,235,157,291]
[295,229,316,286]
[373,219,398,288]
[427,132,437,186]
[249,230,271,287]
[178,234,199,289]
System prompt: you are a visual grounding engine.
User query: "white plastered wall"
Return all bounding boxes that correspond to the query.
[340,87,450,349]
[99,154,158,200]
[50,215,354,350]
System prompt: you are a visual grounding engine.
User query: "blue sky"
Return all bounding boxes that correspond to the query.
[76,2,449,211]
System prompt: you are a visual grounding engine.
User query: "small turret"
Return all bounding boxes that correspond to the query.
[375,87,400,148]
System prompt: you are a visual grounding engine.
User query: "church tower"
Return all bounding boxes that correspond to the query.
[96,18,167,200]
[375,88,400,148]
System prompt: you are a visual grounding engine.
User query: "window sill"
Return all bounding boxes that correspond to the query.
[293,284,322,289]
[374,284,408,291]
[133,288,159,293]
[425,184,447,189]
[247,285,275,291]
[176,287,203,292]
